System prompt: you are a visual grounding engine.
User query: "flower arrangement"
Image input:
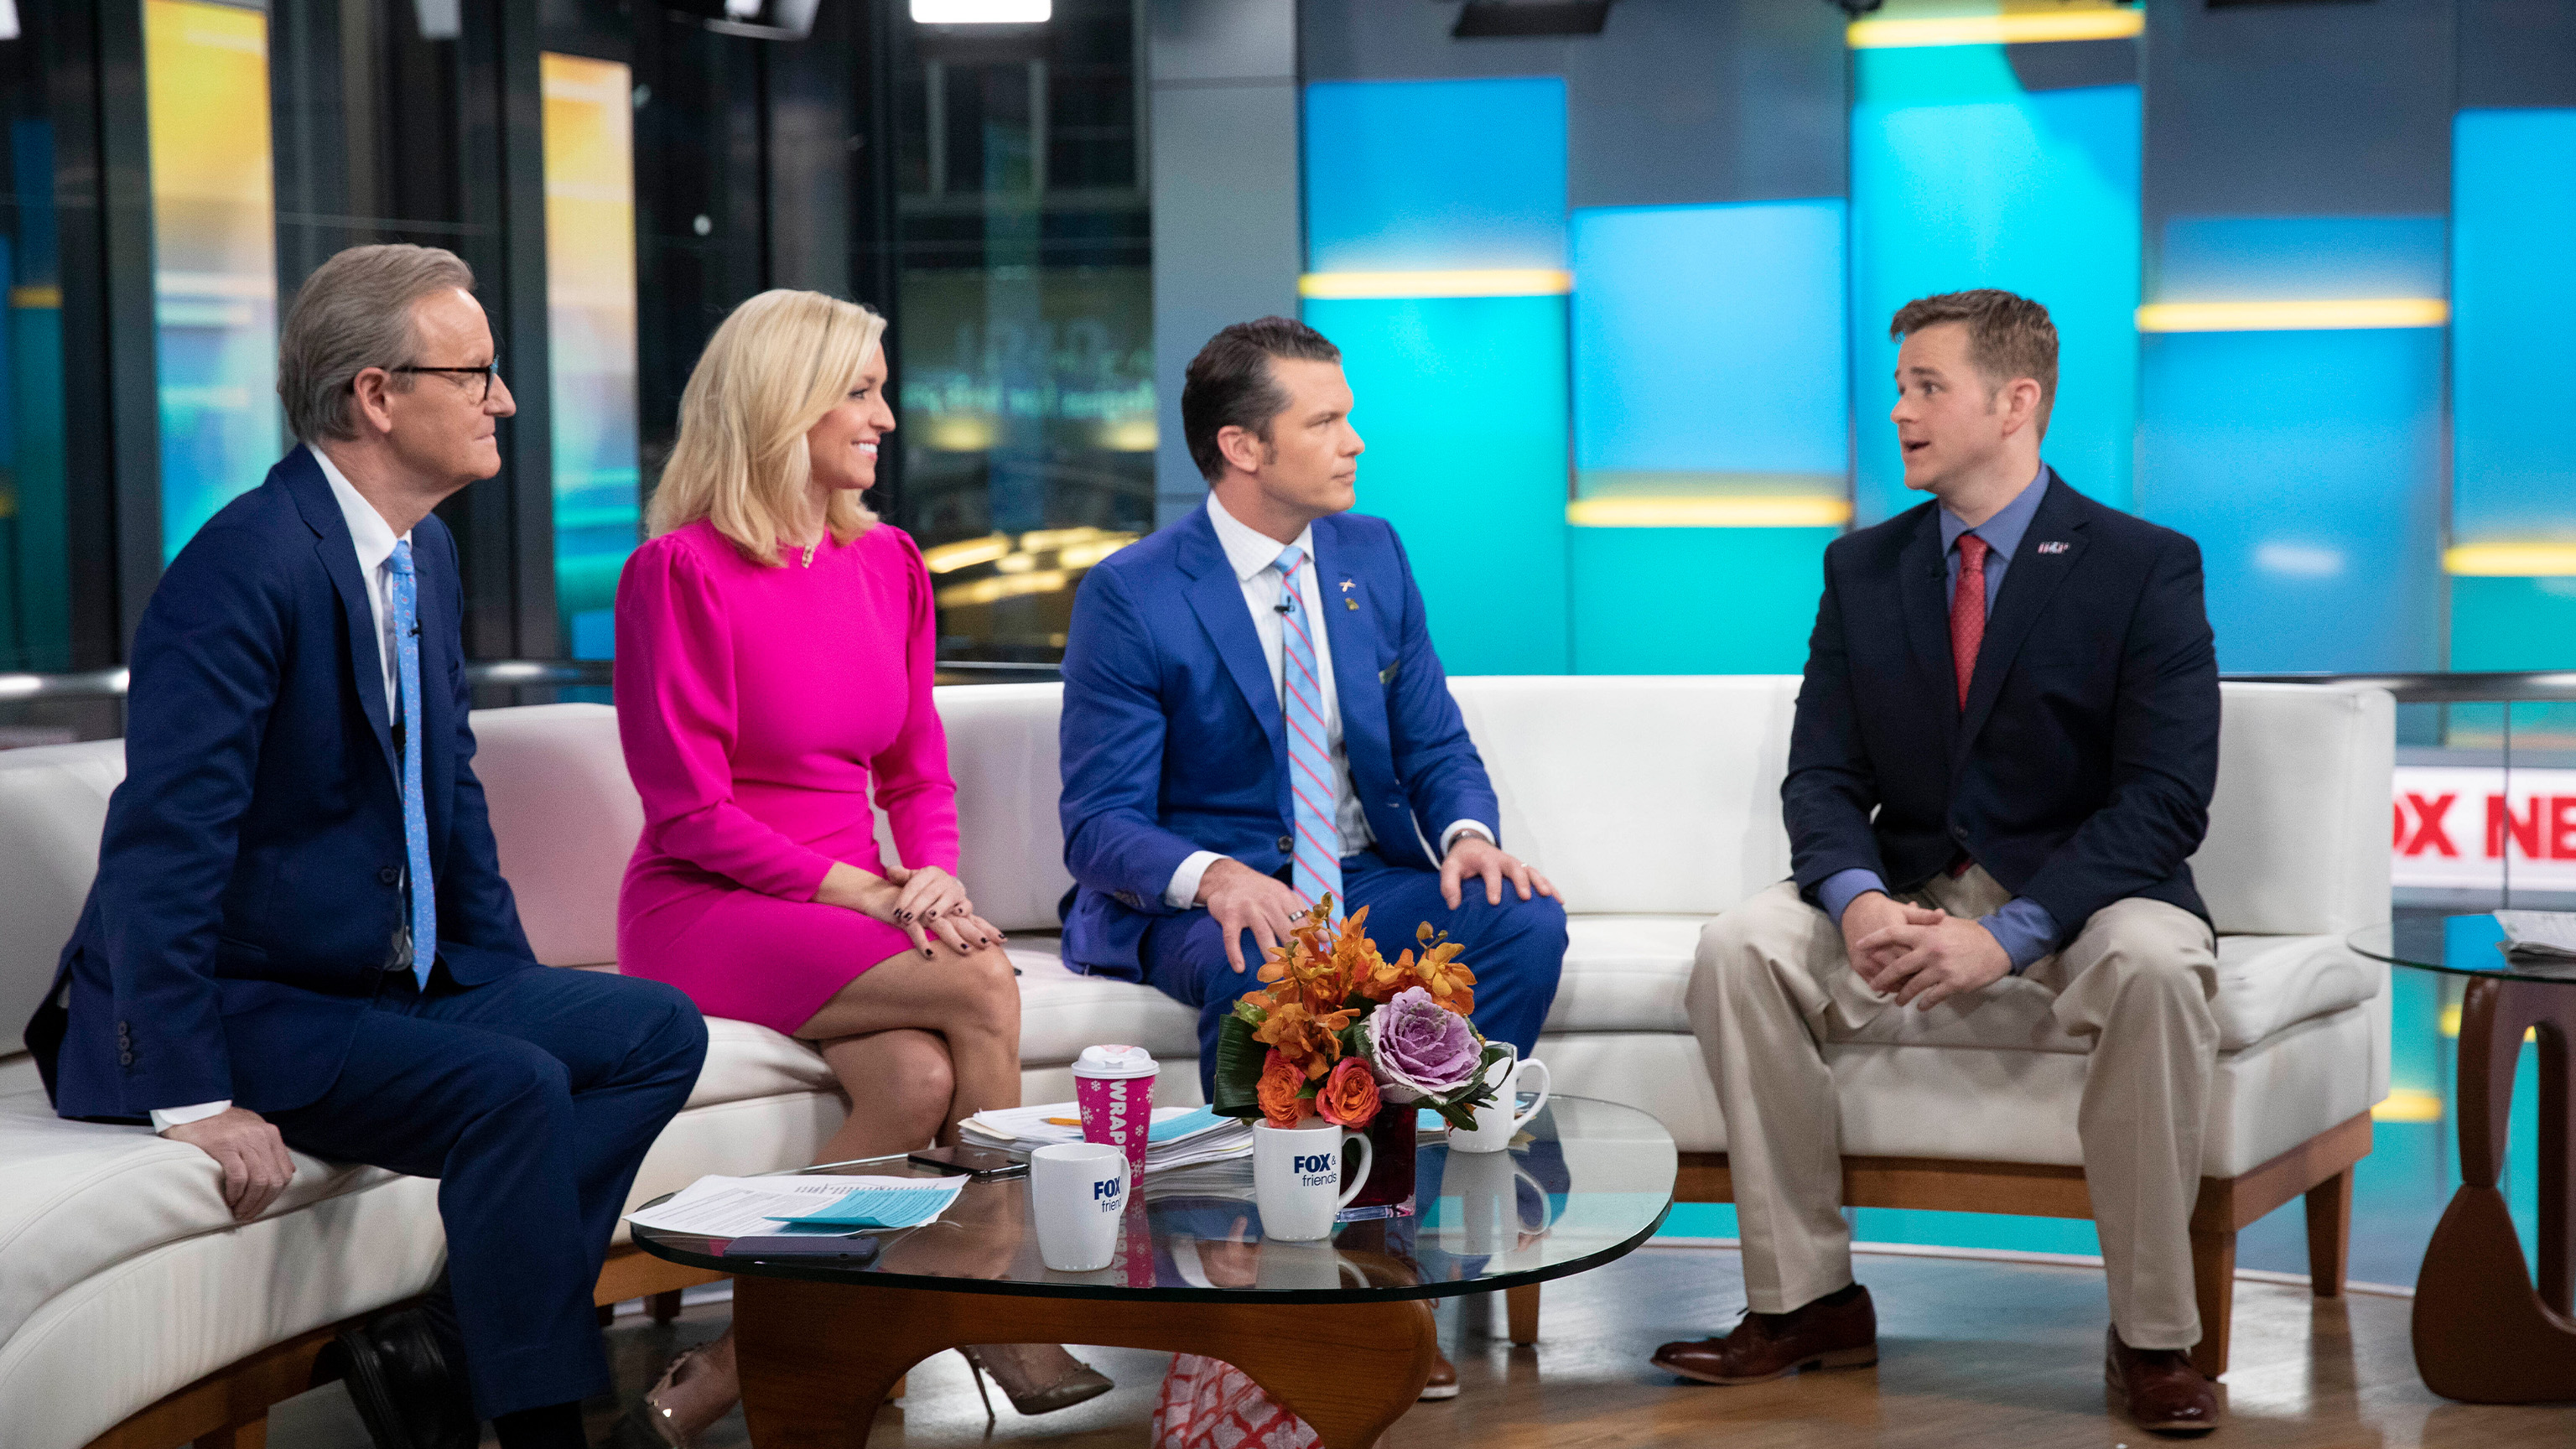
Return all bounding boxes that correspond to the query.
[1211,899,1509,1132]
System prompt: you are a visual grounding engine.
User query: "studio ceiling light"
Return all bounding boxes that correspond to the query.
[1298,268,1572,299]
[2135,299,2449,332]
[912,0,1052,22]
[1846,8,2142,48]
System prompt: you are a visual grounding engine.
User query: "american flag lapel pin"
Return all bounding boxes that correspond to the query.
[2036,540,2070,554]
[1341,578,1358,608]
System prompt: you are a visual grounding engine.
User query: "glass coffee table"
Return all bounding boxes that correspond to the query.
[631,1094,1675,1447]
[2350,916,2576,1402]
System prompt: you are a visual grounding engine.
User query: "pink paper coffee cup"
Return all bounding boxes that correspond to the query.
[1072,1043,1157,1173]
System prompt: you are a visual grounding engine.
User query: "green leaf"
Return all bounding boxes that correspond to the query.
[1210,1015,1269,1120]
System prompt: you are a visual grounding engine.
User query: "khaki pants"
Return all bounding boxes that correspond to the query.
[1686,869,2219,1350]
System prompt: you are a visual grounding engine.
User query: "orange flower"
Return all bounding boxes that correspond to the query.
[1256,1050,1309,1127]
[1378,923,1477,1015]
[1314,1057,1381,1129]
[1251,1000,1358,1078]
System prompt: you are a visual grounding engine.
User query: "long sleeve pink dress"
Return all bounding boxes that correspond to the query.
[613,517,958,1035]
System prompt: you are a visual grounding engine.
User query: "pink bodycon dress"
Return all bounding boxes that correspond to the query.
[612,517,959,1036]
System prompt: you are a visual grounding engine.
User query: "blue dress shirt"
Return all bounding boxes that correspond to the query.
[1818,466,2060,974]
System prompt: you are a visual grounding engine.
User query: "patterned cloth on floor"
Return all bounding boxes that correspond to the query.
[1150,1353,1320,1449]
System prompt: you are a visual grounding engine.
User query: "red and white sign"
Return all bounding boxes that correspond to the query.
[2391,766,2576,893]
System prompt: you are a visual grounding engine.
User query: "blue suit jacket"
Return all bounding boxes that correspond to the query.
[1785,471,2220,932]
[1057,506,1499,977]
[28,447,539,1120]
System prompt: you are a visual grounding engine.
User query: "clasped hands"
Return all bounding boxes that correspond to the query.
[816,861,1004,958]
[1841,890,2012,1011]
[1196,835,1556,974]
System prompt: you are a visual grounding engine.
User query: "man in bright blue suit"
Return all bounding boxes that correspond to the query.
[23,247,704,1449]
[1057,314,1566,1104]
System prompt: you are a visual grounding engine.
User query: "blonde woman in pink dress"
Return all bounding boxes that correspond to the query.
[612,289,1108,1443]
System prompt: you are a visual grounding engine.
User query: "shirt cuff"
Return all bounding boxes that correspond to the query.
[1437,820,1493,856]
[1816,869,1888,927]
[151,1099,232,1133]
[1166,851,1223,911]
[1978,897,2061,975]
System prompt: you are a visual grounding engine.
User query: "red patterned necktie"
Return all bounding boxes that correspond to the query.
[1950,532,1989,709]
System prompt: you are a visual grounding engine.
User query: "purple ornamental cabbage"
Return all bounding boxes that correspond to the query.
[1363,986,1482,1103]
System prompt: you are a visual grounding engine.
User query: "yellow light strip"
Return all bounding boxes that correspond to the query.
[8,285,61,309]
[1847,9,2142,49]
[1568,496,1854,529]
[1298,268,1572,301]
[2370,1088,2444,1124]
[2135,299,2449,333]
[2444,543,2576,577]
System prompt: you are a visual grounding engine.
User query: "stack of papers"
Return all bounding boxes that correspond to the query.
[2497,911,2576,960]
[959,1102,1253,1171]
[626,1175,965,1238]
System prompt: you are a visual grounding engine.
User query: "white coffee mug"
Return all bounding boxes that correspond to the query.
[1253,1117,1374,1241]
[1449,1046,1550,1154]
[1441,1144,1556,1255]
[1030,1141,1130,1272]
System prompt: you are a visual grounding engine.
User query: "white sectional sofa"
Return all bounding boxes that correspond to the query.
[0,677,2390,1447]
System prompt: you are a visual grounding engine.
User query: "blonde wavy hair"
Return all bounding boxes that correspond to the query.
[647,289,889,564]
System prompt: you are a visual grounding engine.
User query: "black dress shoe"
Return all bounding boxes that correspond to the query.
[326,1303,479,1449]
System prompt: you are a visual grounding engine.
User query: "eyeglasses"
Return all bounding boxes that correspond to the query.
[390,361,502,402]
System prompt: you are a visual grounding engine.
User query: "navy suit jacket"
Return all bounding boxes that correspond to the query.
[1785,471,2220,933]
[28,447,539,1120]
[1057,506,1498,976]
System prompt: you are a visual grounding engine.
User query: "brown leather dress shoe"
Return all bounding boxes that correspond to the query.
[1650,1286,1877,1385]
[1418,1348,1460,1400]
[2106,1327,2220,1434]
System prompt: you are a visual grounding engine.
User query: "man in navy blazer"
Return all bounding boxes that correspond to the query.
[23,247,704,1449]
[1057,316,1566,1094]
[1654,293,2225,1434]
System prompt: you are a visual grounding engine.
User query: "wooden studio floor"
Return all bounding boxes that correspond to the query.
[263,1244,2576,1449]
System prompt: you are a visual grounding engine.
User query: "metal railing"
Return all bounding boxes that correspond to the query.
[0,657,1066,702]
[7,664,2571,704]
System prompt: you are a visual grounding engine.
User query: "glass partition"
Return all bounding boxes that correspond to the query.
[541,51,641,661]
[143,0,280,559]
[891,0,1153,664]
[0,13,68,683]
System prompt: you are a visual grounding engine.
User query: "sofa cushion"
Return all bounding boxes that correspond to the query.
[470,704,637,967]
[0,1161,443,1449]
[0,743,122,1064]
[684,1016,838,1109]
[0,1088,408,1358]
[1007,937,1205,1067]
[1448,676,1800,916]
[1540,915,1704,1034]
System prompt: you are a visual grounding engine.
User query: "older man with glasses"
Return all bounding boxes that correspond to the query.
[23,244,707,1449]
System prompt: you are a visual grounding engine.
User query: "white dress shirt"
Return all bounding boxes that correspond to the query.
[151,444,413,1135]
[1162,495,1491,910]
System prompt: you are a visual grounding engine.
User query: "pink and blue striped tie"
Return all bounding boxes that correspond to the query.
[1272,545,1345,921]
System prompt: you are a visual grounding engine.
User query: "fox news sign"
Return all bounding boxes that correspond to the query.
[2391,766,2576,893]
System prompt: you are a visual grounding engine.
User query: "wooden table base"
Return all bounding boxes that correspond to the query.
[734,1275,1439,1448]
[2412,974,2576,1402]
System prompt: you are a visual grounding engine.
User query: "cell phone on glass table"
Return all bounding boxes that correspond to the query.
[906,1143,1026,1180]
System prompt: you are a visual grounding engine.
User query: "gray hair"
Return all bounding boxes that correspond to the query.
[278,245,477,444]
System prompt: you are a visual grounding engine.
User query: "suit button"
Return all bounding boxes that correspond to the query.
[118,1051,134,1067]
[379,866,400,886]
[1277,835,1293,852]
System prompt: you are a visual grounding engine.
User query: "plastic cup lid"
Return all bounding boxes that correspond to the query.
[1072,1043,1158,1078]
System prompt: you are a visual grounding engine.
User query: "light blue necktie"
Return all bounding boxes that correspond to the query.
[387,540,436,988]
[1272,545,1345,922]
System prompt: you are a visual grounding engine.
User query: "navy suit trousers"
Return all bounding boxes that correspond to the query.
[264,963,705,1419]
[1139,849,1566,1098]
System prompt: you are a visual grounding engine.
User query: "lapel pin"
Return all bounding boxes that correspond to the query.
[1338,579,1355,591]
[2035,540,2070,554]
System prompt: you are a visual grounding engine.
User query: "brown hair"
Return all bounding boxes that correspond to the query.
[1181,316,1343,482]
[1889,288,2058,436]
